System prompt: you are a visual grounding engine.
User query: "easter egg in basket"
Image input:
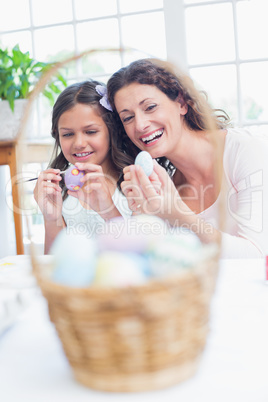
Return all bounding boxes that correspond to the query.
[51,230,97,287]
[94,251,149,287]
[97,214,168,254]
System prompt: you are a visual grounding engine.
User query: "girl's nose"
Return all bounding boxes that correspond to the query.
[73,133,86,148]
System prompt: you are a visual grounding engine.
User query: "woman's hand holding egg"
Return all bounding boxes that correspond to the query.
[121,151,162,215]
[122,155,188,224]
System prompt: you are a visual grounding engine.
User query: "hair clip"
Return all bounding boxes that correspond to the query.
[95,85,113,112]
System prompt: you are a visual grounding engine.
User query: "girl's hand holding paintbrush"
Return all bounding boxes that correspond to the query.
[33,168,64,223]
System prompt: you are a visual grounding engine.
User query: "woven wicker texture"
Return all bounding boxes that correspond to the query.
[33,256,218,392]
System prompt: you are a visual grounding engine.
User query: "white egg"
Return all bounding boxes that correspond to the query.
[135,151,154,176]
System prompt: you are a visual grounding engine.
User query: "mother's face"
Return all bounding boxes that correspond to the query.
[114,83,188,159]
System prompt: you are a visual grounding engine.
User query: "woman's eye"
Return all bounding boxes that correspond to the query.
[122,115,133,123]
[86,130,97,135]
[146,104,157,112]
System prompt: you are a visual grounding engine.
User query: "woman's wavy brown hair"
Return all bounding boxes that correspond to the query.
[48,80,133,196]
[107,58,230,175]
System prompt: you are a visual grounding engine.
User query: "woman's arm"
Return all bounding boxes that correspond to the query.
[121,156,267,258]
[122,163,221,242]
[219,133,268,258]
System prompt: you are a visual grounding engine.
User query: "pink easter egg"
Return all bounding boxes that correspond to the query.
[64,165,85,191]
[97,215,167,254]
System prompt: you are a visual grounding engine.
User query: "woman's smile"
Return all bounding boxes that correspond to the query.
[139,128,164,146]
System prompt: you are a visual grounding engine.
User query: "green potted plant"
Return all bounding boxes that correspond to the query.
[0,44,67,140]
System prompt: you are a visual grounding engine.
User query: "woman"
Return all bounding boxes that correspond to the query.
[107,58,268,258]
[34,80,132,253]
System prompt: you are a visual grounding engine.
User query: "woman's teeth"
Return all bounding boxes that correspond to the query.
[141,129,163,144]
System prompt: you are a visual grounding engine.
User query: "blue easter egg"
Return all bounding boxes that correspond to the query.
[135,151,154,176]
[52,259,95,287]
[146,229,202,278]
[50,230,97,287]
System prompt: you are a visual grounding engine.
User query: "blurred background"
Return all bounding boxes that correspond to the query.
[1,0,267,256]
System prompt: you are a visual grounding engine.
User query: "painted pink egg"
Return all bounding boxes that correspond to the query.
[97,215,167,254]
[64,165,85,191]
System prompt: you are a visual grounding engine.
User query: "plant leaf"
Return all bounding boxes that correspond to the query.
[0,43,68,111]
[43,89,55,105]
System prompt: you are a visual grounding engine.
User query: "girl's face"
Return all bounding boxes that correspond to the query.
[58,103,111,172]
[114,83,188,159]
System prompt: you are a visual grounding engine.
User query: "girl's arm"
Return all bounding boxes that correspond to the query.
[44,218,66,254]
[34,169,65,254]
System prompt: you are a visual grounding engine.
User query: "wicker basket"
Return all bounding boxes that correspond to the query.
[32,254,219,392]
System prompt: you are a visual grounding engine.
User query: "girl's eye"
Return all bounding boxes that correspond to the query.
[86,130,97,135]
[62,132,74,137]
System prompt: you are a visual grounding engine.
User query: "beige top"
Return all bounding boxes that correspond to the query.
[199,128,268,258]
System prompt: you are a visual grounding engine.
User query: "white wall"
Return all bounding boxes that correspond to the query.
[0,166,16,258]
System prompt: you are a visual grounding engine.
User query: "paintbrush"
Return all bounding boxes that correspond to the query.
[15,169,68,184]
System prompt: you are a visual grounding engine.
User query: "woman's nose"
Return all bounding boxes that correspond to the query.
[135,112,149,132]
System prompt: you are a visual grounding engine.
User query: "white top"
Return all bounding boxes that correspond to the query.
[62,187,132,237]
[199,128,268,258]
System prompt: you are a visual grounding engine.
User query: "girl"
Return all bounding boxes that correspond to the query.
[34,80,132,253]
[107,58,268,258]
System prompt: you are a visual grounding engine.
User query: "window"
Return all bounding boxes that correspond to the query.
[0,0,166,255]
[183,0,268,133]
[1,0,267,133]
[0,0,166,139]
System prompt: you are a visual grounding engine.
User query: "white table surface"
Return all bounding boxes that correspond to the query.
[0,257,268,402]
